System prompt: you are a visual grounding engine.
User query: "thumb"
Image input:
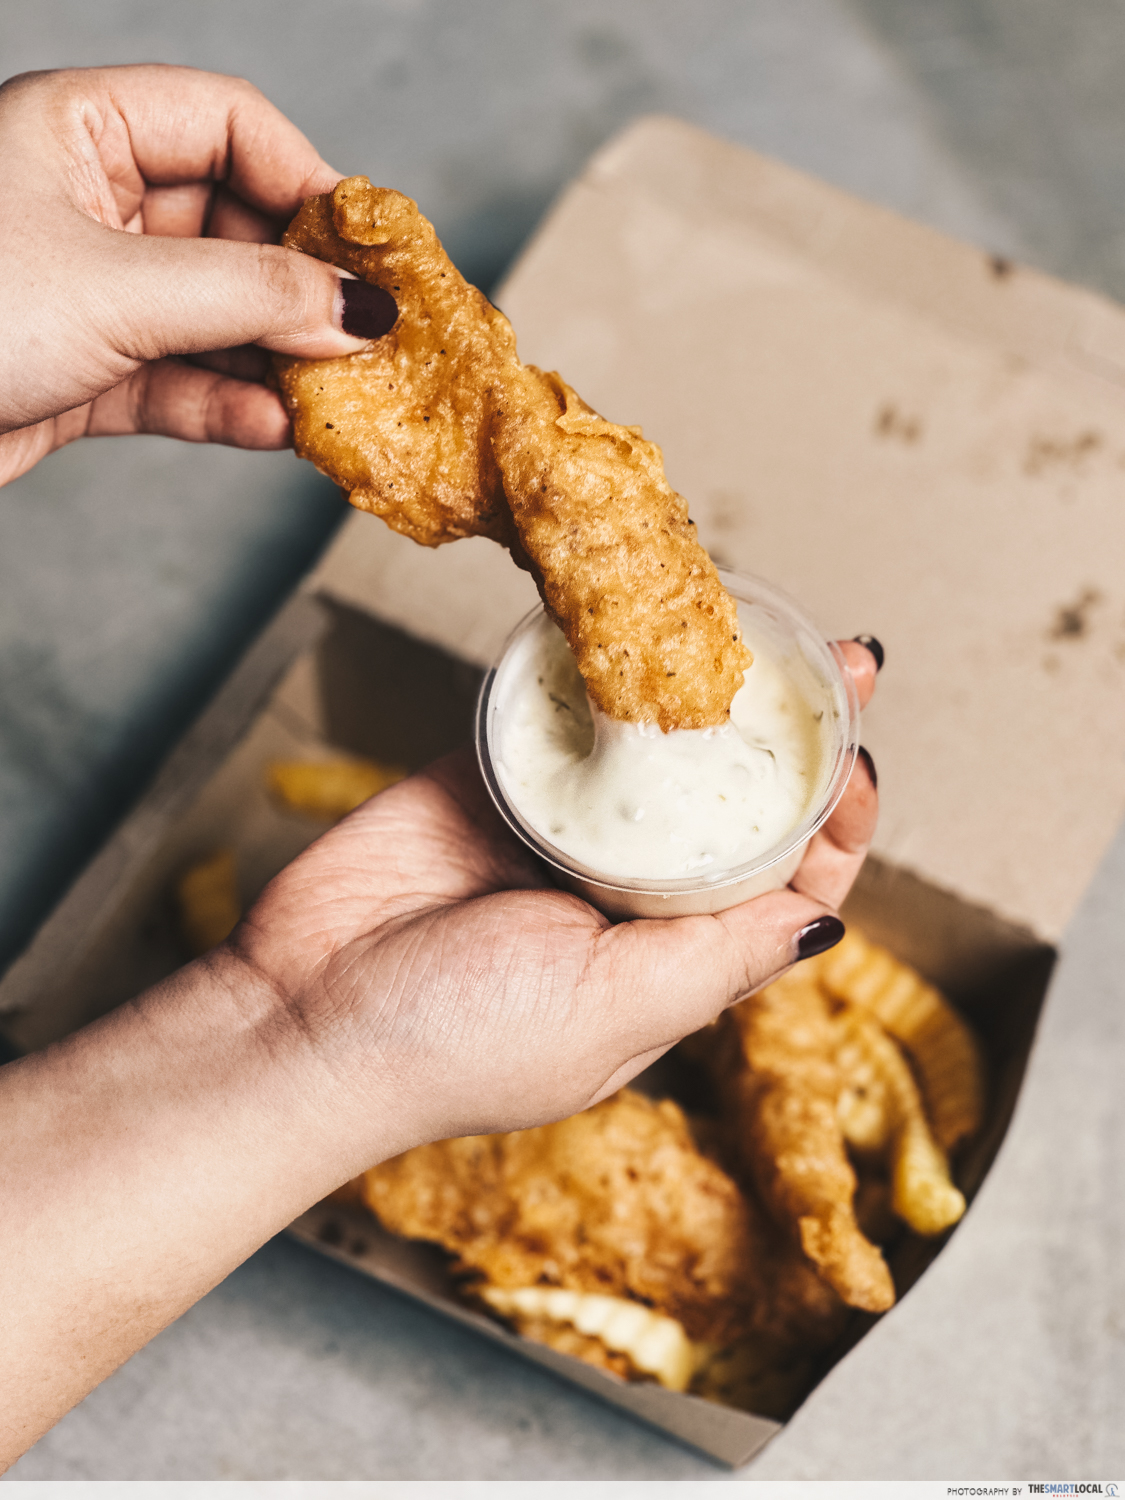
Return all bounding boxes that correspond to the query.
[584,890,845,1101]
[101,226,390,362]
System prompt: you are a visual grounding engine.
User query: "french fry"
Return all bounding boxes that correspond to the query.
[836,1007,966,1236]
[502,1315,634,1379]
[820,929,985,1152]
[265,756,406,821]
[892,1115,967,1238]
[834,1021,894,1154]
[175,849,241,956]
[481,1286,697,1392]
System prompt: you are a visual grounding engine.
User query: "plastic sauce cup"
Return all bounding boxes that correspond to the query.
[475,569,859,921]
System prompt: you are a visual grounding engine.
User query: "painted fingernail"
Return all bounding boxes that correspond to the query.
[857,745,878,790]
[338,279,398,339]
[794,915,846,962]
[853,635,885,672]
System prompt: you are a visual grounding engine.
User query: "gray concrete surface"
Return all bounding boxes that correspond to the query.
[3,0,1125,1480]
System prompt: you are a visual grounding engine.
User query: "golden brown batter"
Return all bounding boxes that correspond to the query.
[274,177,751,730]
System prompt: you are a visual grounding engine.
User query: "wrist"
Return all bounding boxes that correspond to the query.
[201,934,421,1180]
[0,937,407,1452]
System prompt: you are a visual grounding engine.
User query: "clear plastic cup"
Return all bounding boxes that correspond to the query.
[475,569,859,921]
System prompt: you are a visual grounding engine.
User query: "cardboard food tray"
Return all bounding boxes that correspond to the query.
[5,115,1125,1464]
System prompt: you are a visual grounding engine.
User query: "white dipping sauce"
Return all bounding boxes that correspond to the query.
[493,610,835,882]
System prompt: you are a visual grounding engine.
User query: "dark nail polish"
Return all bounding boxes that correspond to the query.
[795,915,846,962]
[340,279,398,340]
[856,745,878,790]
[852,634,885,672]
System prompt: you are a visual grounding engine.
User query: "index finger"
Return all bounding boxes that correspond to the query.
[7,64,340,223]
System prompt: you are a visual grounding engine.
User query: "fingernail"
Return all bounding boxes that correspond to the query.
[852,635,885,672]
[856,745,878,790]
[338,278,398,339]
[794,915,845,962]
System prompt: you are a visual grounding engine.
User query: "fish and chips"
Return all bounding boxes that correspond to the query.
[268,175,983,1419]
[360,1089,846,1357]
[707,938,975,1314]
[342,934,983,1415]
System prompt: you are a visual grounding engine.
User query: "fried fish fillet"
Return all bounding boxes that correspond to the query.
[275,180,514,550]
[723,971,897,1314]
[361,1088,844,1351]
[274,177,751,731]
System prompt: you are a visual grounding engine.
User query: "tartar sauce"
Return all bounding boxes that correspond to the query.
[492,610,834,882]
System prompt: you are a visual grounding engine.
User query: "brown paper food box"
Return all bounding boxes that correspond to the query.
[4,116,1125,1466]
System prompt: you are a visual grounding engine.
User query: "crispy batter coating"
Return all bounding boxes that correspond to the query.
[490,370,751,731]
[724,971,897,1314]
[362,1089,843,1349]
[275,177,751,730]
[327,929,985,1411]
[276,181,515,549]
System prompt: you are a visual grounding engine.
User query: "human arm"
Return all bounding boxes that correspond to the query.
[0,643,879,1464]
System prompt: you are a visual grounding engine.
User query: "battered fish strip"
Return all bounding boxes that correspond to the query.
[724,970,897,1314]
[274,177,751,731]
[361,1089,844,1353]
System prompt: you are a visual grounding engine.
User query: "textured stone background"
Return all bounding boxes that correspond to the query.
[3,0,1124,1479]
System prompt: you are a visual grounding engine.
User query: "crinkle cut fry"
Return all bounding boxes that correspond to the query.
[834,1005,966,1236]
[501,1313,634,1380]
[728,971,896,1313]
[818,928,986,1152]
[274,177,751,730]
[834,1017,894,1155]
[481,1286,697,1391]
